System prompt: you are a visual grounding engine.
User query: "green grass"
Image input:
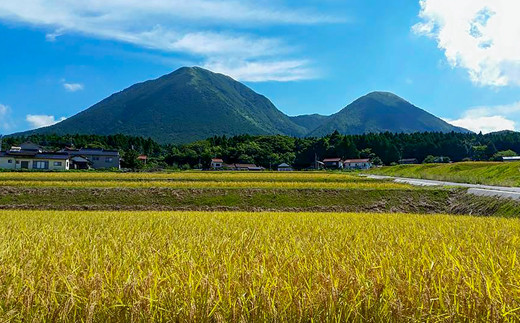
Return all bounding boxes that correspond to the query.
[369,162,520,187]
[1,210,520,321]
[0,187,451,213]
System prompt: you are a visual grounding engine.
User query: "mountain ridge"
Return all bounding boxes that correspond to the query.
[11,67,470,143]
[309,91,470,136]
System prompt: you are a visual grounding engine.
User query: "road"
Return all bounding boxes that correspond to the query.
[365,175,520,201]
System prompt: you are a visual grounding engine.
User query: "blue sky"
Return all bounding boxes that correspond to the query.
[1,0,519,134]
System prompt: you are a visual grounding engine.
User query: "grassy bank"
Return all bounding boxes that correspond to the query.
[2,186,520,217]
[368,162,520,187]
[1,210,519,321]
[0,187,448,213]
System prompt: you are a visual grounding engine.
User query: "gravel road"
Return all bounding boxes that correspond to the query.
[366,175,520,200]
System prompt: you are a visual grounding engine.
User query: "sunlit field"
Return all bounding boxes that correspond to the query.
[0,171,415,190]
[0,179,414,190]
[0,171,372,182]
[1,210,519,321]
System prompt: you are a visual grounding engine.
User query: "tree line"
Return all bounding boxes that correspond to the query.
[4,130,520,169]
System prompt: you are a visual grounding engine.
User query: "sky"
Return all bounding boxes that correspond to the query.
[1,0,520,135]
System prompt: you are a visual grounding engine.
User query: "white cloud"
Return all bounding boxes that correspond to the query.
[413,0,520,87]
[443,101,520,133]
[63,83,84,92]
[45,28,64,42]
[204,59,316,82]
[444,116,515,134]
[0,1,341,82]
[0,104,14,131]
[26,115,66,129]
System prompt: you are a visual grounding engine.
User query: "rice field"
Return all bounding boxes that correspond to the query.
[0,171,368,182]
[1,210,519,322]
[0,171,415,190]
[0,179,414,190]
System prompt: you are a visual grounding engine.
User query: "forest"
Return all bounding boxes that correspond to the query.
[3,130,520,169]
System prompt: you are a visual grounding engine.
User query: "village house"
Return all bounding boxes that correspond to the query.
[502,156,520,162]
[344,159,372,170]
[210,158,224,169]
[137,155,148,165]
[277,163,293,171]
[323,158,343,169]
[0,143,70,171]
[61,148,121,169]
[234,163,263,171]
[399,158,419,165]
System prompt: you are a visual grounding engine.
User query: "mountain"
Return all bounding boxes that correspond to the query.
[289,114,330,133]
[16,67,307,143]
[309,92,470,136]
[13,68,469,143]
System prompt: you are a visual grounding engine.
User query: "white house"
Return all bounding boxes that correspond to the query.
[344,159,372,170]
[0,143,70,171]
[211,158,224,169]
[502,156,520,162]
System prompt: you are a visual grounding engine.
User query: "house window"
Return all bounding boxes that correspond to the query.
[7,159,12,164]
[105,157,113,163]
[54,161,62,167]
[16,161,20,164]
[92,156,100,161]
[33,161,49,169]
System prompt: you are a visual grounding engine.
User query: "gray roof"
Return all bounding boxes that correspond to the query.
[71,156,90,163]
[0,152,69,160]
[65,149,120,157]
[35,154,70,160]
[278,163,291,167]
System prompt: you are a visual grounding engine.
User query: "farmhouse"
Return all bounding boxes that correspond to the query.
[0,143,70,170]
[277,163,293,171]
[61,148,121,169]
[234,163,264,171]
[502,156,520,162]
[137,155,148,165]
[211,158,224,169]
[323,158,343,169]
[344,159,372,170]
[399,158,419,165]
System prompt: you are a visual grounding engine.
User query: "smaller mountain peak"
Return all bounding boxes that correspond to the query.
[365,91,403,99]
[358,91,409,106]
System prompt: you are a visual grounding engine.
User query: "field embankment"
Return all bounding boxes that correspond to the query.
[1,210,519,321]
[2,171,520,216]
[369,162,520,187]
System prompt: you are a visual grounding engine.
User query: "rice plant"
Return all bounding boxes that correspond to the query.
[0,211,519,321]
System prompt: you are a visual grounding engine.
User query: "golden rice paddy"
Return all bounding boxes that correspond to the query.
[0,210,519,321]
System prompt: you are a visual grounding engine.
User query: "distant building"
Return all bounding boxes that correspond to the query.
[0,143,70,171]
[137,155,148,165]
[344,159,372,170]
[309,161,325,170]
[502,156,520,162]
[399,158,419,165]
[70,156,90,170]
[234,163,263,171]
[277,163,293,171]
[323,158,343,169]
[61,148,121,169]
[211,158,224,169]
